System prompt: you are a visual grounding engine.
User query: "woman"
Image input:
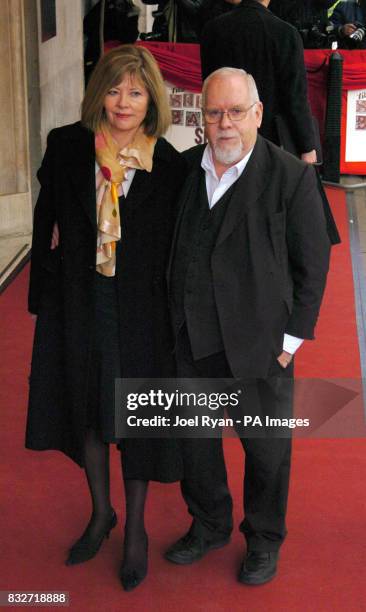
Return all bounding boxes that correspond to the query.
[26,45,185,591]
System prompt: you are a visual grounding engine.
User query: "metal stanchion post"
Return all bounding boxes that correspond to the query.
[322,49,343,183]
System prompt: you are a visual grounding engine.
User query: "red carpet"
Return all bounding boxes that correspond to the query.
[296,187,361,378]
[1,188,366,611]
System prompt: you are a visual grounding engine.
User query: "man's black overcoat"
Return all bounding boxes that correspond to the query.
[200,0,316,154]
[168,136,331,378]
[26,121,185,477]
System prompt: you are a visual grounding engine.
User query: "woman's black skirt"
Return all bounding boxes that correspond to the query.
[87,271,121,442]
[87,271,183,482]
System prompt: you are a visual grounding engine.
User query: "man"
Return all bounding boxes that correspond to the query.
[165,68,330,584]
[141,0,205,42]
[200,0,317,163]
[330,0,366,48]
[197,0,242,39]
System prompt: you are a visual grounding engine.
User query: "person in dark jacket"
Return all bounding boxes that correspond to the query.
[141,0,204,42]
[200,0,317,162]
[270,0,335,48]
[83,0,139,84]
[197,0,241,39]
[26,45,185,592]
[330,0,366,48]
[270,0,334,25]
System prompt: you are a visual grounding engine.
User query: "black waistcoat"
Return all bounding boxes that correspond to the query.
[170,171,237,359]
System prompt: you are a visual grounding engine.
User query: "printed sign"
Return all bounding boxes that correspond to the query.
[345,89,366,163]
[165,84,205,151]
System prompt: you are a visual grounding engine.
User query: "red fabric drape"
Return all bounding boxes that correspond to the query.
[304,49,366,137]
[304,49,366,90]
[137,42,202,91]
[303,50,366,174]
[104,42,366,173]
[105,40,202,91]
[106,42,366,99]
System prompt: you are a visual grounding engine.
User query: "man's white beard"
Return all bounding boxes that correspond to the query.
[213,135,244,165]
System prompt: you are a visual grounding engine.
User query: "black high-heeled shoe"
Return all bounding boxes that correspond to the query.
[65,509,117,566]
[119,532,148,591]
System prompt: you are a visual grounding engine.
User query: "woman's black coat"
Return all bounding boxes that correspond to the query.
[26,121,186,479]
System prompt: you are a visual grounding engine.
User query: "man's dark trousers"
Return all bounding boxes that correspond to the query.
[175,323,294,553]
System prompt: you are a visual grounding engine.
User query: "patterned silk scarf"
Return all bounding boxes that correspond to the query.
[94,124,156,276]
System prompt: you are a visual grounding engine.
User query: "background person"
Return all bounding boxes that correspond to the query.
[200,0,317,163]
[141,0,204,42]
[83,0,139,84]
[196,0,242,39]
[330,0,366,48]
[270,0,334,25]
[270,0,336,48]
[26,44,185,592]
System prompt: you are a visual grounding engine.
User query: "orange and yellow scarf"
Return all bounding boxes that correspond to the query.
[95,125,156,276]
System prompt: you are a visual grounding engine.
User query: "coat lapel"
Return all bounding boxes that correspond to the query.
[215,135,271,247]
[166,165,201,289]
[167,137,271,286]
[123,163,156,209]
[65,124,97,231]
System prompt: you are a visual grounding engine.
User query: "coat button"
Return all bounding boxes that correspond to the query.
[88,265,94,270]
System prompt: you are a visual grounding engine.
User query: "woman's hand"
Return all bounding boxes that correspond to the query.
[51,222,59,249]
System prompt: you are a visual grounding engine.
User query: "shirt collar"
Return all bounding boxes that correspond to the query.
[201,143,253,180]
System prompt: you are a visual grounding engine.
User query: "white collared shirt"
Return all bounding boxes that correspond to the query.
[201,144,253,209]
[200,144,303,356]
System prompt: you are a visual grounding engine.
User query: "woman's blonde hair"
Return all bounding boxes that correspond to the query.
[81,44,171,137]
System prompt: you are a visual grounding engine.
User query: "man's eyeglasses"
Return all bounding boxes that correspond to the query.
[203,103,257,124]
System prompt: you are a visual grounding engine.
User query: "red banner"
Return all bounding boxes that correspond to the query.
[105,42,366,173]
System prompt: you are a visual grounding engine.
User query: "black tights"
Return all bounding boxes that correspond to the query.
[83,428,112,539]
[83,428,148,567]
[121,477,148,571]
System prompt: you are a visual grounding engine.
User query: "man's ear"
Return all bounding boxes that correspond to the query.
[255,102,263,128]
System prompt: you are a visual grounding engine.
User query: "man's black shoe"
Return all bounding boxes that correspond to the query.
[238,551,279,585]
[164,532,230,565]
